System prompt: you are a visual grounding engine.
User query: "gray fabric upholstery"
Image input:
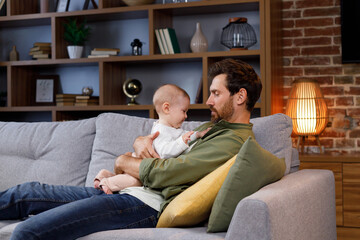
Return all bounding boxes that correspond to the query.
[250,114,293,175]
[79,227,226,240]
[85,113,203,187]
[0,118,96,191]
[225,169,337,240]
[0,113,337,240]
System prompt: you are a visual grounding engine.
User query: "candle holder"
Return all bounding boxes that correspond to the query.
[221,17,257,50]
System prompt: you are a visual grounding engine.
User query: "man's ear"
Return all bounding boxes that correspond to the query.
[162,102,170,113]
[236,88,247,105]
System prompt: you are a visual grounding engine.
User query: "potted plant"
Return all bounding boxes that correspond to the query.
[63,18,91,59]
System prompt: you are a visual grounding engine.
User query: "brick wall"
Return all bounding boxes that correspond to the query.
[282,0,360,153]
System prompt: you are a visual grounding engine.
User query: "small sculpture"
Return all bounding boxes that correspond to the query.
[131,39,143,56]
[9,46,19,61]
[82,86,94,96]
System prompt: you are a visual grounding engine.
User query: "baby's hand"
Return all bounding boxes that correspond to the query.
[182,131,194,144]
[197,127,211,138]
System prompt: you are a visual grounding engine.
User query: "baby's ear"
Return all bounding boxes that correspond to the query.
[162,102,170,113]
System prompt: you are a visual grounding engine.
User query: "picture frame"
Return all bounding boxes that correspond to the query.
[33,75,59,106]
[56,0,70,12]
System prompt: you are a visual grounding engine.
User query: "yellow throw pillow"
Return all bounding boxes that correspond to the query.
[156,154,237,228]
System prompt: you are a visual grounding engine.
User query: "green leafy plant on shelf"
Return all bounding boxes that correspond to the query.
[63,18,91,46]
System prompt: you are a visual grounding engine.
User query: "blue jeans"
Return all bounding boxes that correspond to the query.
[0,182,158,240]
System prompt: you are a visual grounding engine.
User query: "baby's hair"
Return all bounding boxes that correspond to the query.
[153,84,190,114]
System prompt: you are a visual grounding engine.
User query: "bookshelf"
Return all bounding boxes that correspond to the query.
[0,0,282,122]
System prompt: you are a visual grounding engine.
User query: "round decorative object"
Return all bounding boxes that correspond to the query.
[221,17,257,50]
[122,0,155,6]
[123,78,142,105]
[82,86,94,96]
[190,22,208,53]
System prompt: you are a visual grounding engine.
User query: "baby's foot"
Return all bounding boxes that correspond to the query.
[101,185,113,195]
[94,179,100,189]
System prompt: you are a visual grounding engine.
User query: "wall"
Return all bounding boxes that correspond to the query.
[281,0,360,154]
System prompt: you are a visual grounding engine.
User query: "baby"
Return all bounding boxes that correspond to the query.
[94,84,210,194]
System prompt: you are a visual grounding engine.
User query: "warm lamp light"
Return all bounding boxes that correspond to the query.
[285,79,328,153]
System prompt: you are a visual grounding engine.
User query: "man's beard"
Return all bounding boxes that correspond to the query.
[210,97,234,123]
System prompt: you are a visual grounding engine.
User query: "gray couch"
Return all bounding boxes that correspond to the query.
[0,113,337,240]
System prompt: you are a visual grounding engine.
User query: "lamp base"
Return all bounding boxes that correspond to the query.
[297,135,323,154]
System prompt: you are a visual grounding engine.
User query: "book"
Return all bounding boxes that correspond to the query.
[155,29,165,55]
[166,28,181,54]
[33,54,50,59]
[163,28,174,54]
[93,48,120,52]
[0,0,6,12]
[34,42,51,47]
[74,102,99,106]
[30,46,51,52]
[29,50,51,56]
[88,54,111,58]
[90,50,118,55]
[56,102,75,106]
[159,29,170,54]
[76,96,99,100]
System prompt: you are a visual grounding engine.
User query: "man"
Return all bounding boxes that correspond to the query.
[0,58,262,240]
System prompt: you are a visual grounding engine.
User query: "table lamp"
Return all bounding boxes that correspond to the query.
[285,79,328,153]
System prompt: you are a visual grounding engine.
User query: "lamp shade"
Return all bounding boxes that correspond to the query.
[221,17,257,50]
[286,79,328,136]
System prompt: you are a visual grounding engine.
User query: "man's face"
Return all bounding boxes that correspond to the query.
[206,74,234,123]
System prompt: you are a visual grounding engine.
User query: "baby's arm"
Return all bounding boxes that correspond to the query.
[195,127,211,138]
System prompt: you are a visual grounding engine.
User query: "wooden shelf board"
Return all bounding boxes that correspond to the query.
[154,0,259,16]
[300,153,360,163]
[4,50,260,66]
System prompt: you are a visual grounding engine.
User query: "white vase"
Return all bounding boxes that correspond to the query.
[67,46,83,59]
[190,22,208,53]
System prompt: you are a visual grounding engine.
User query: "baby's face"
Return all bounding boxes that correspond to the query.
[168,96,190,129]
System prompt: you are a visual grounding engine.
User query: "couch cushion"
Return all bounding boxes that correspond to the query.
[250,113,293,175]
[207,136,286,233]
[156,154,237,228]
[0,118,96,191]
[86,113,204,187]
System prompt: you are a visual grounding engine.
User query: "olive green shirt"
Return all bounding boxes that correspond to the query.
[139,120,254,213]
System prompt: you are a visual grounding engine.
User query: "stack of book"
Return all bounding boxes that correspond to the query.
[29,42,51,59]
[155,28,181,55]
[56,94,79,106]
[88,48,120,58]
[75,95,99,106]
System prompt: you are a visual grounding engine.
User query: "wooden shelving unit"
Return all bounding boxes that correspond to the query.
[300,154,360,240]
[0,0,282,122]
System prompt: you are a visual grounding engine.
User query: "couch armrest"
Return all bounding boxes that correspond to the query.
[225,169,337,240]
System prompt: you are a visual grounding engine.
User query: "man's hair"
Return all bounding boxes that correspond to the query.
[153,84,190,114]
[208,58,262,112]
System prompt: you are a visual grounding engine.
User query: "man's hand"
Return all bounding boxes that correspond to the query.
[133,131,160,158]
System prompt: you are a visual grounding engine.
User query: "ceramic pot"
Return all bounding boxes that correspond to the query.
[67,46,83,59]
[190,22,208,53]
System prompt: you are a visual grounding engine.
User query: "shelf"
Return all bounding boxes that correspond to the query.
[0,0,282,122]
[2,50,261,66]
[300,153,360,163]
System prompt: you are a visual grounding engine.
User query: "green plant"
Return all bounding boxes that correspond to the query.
[63,18,91,46]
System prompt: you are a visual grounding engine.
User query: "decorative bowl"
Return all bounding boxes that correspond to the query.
[122,0,155,6]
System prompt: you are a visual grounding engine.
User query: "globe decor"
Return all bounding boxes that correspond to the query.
[123,78,142,105]
[285,79,328,153]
